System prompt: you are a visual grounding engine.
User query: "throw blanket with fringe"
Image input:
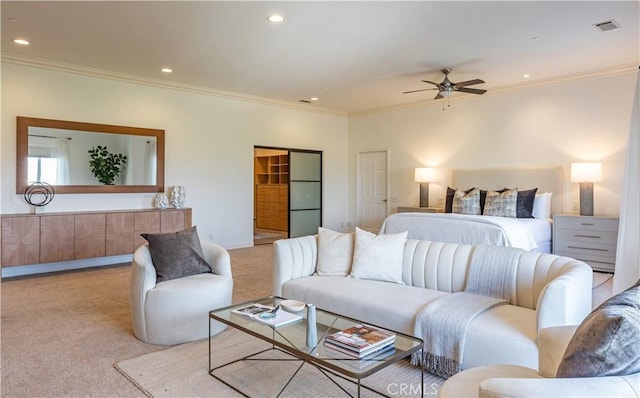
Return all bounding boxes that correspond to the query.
[412,245,522,378]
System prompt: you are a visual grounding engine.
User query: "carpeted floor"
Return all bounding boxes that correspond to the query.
[1,245,273,398]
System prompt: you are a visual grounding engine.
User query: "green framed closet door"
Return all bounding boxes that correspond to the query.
[288,150,322,238]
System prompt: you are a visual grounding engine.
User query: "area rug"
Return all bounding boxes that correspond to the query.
[115,328,443,397]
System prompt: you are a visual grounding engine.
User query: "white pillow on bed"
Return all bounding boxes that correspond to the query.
[532,192,553,219]
[317,227,354,276]
[350,227,407,284]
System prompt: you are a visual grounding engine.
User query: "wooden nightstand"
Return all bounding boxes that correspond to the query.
[553,214,619,273]
[396,206,444,213]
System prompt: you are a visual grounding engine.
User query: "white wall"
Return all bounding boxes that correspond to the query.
[1,63,349,248]
[348,71,636,221]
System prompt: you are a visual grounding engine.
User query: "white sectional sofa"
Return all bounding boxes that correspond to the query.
[273,235,593,371]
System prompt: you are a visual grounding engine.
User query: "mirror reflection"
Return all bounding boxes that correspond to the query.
[17,117,165,194]
[28,127,157,186]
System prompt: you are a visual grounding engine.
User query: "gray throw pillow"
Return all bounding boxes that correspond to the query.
[141,226,212,283]
[556,279,640,377]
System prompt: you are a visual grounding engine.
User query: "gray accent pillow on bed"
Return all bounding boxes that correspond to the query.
[556,278,640,377]
[483,189,518,217]
[141,226,212,283]
[452,188,481,215]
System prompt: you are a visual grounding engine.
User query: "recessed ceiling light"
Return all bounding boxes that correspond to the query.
[8,17,19,23]
[161,68,173,73]
[13,38,30,45]
[523,74,530,79]
[267,14,284,23]
[310,97,319,101]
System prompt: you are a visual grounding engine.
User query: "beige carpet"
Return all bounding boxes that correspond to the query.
[116,327,443,398]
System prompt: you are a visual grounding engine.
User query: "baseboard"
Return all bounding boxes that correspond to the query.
[1,255,133,278]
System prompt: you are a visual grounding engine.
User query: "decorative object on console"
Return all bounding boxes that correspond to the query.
[154,193,169,209]
[170,185,186,208]
[23,181,54,214]
[88,145,127,185]
[415,167,436,207]
[570,162,602,216]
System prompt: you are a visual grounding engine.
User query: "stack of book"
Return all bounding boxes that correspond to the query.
[324,324,396,358]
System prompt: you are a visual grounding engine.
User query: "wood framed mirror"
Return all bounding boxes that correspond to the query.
[17,116,165,194]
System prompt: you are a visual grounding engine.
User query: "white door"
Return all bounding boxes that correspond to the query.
[357,150,388,232]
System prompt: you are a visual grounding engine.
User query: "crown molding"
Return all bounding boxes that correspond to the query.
[1,53,347,117]
[350,63,639,117]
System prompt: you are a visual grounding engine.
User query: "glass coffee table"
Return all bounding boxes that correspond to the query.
[209,296,424,397]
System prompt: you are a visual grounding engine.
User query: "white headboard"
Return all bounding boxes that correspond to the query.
[452,167,564,215]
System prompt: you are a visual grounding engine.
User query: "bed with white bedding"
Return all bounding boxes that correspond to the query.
[381,167,563,253]
[380,212,552,252]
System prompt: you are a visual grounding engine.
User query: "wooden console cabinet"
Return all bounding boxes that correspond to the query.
[1,208,191,267]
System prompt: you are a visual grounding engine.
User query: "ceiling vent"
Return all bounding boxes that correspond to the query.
[593,20,620,32]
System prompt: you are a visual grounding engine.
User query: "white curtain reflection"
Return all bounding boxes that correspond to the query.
[55,138,71,185]
[145,141,157,185]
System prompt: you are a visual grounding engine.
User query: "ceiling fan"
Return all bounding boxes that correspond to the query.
[403,68,487,100]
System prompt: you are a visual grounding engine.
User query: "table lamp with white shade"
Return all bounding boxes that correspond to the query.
[414,167,436,208]
[570,162,602,216]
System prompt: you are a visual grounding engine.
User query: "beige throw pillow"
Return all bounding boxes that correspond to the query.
[317,227,354,276]
[349,227,407,284]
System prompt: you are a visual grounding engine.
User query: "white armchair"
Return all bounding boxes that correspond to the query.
[130,240,233,345]
[439,325,640,397]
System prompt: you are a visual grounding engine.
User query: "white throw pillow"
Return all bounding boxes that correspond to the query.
[317,227,354,276]
[532,192,553,219]
[349,227,407,284]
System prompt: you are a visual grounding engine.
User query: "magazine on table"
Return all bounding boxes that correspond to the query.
[231,303,302,328]
[325,324,396,353]
[324,339,395,358]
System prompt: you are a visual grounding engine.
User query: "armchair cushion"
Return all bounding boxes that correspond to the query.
[557,279,640,377]
[141,226,211,283]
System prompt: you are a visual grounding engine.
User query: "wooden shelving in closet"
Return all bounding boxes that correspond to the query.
[255,153,288,232]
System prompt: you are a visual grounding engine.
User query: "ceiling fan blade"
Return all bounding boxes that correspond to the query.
[455,87,487,95]
[434,92,443,100]
[403,88,437,94]
[454,79,485,87]
[420,80,441,87]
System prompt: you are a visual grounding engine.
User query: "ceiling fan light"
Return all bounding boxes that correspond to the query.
[440,89,453,97]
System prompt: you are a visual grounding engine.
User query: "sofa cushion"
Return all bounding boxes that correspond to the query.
[316,227,354,276]
[556,279,640,378]
[350,227,407,284]
[464,305,539,370]
[141,226,212,283]
[282,276,448,334]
